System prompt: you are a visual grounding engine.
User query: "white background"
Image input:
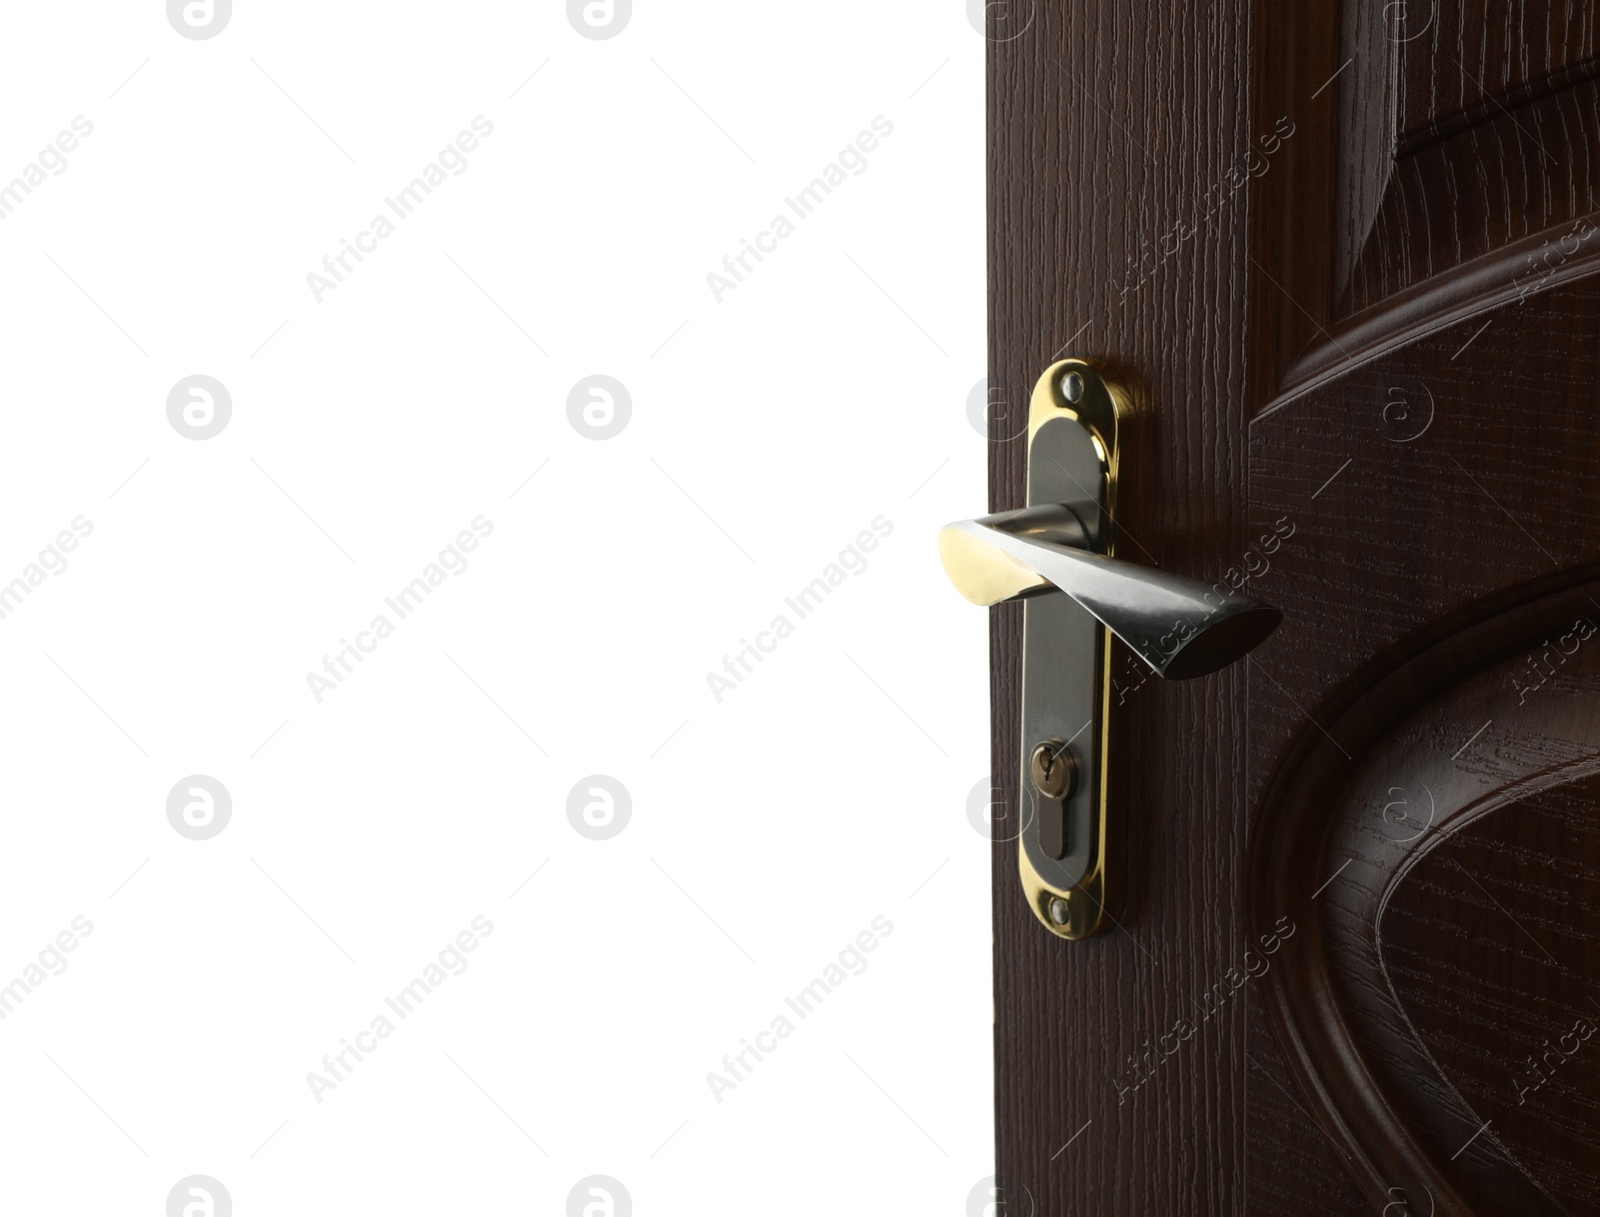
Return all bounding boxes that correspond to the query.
[0,2,989,1213]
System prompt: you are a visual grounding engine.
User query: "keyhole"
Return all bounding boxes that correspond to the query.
[1030,741,1077,861]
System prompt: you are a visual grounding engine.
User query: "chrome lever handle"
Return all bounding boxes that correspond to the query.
[939,504,1281,679]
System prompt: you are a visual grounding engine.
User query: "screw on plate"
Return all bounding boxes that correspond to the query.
[1048,897,1070,926]
[1061,369,1085,403]
[1029,740,1076,800]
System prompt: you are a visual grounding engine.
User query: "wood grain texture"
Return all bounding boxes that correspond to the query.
[1265,3,1600,384]
[1384,777,1600,1211]
[1248,551,1600,1214]
[988,4,1360,1214]
[990,2,1600,1213]
[1391,3,1600,150]
[1336,2,1600,318]
[1345,73,1600,316]
[1244,260,1600,1214]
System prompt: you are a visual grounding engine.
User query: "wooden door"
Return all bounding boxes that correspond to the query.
[988,4,1600,1214]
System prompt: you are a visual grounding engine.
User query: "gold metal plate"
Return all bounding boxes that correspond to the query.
[1016,359,1125,939]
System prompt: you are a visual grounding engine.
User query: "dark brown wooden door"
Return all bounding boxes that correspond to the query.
[988,5,1600,1214]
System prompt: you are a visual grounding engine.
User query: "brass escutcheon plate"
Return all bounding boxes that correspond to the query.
[1015,359,1126,939]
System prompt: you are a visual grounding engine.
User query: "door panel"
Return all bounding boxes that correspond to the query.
[1386,782,1600,1211]
[1248,542,1600,1213]
[1246,13,1600,1204]
[1261,4,1600,388]
[1336,5,1600,319]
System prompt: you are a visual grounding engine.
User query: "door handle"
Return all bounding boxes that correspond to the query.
[940,505,1280,679]
[943,359,1281,938]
